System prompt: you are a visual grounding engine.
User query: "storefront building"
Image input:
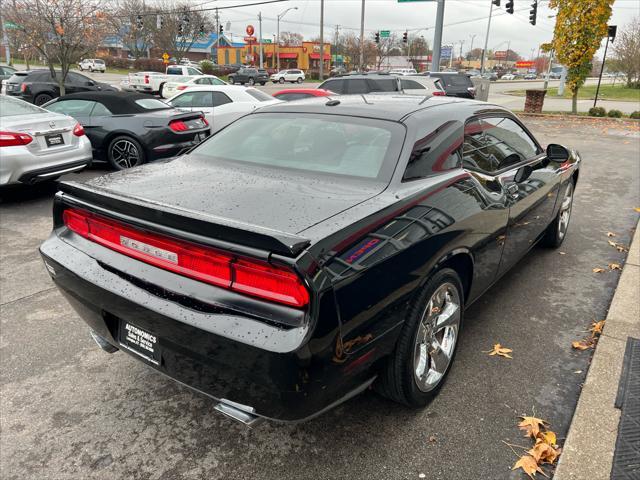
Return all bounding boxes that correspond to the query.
[217,41,330,71]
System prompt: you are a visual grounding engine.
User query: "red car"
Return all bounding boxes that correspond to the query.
[273,88,334,101]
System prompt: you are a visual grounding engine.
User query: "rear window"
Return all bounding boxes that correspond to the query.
[274,93,313,101]
[166,67,183,75]
[245,88,274,102]
[95,60,105,65]
[134,98,170,110]
[0,96,45,116]
[191,113,404,181]
[435,74,472,87]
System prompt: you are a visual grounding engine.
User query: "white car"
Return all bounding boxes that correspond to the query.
[78,59,106,73]
[167,85,280,133]
[399,75,447,96]
[389,68,418,76]
[161,75,227,99]
[501,73,516,80]
[0,96,92,185]
[270,69,306,84]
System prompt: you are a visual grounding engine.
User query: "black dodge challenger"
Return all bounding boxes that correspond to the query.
[44,92,210,170]
[40,95,580,424]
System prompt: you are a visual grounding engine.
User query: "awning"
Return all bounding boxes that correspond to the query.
[279,52,298,59]
[309,53,331,60]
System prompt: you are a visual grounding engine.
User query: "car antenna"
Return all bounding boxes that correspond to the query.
[325,99,340,106]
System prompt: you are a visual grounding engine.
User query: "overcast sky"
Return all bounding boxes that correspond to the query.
[195,0,639,60]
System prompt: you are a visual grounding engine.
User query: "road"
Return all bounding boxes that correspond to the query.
[1,117,639,479]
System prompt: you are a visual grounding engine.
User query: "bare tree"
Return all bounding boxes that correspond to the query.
[151,1,211,59]
[6,0,110,95]
[279,32,303,47]
[376,33,399,70]
[609,17,640,86]
[340,31,376,70]
[111,0,156,59]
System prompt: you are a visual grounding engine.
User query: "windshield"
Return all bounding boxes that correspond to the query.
[134,98,170,110]
[0,96,46,117]
[191,113,404,180]
[95,60,105,64]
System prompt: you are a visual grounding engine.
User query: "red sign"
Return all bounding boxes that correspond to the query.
[494,50,507,59]
[244,36,256,43]
[516,61,535,68]
[246,25,254,36]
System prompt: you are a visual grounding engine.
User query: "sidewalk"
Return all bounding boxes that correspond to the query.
[554,220,640,479]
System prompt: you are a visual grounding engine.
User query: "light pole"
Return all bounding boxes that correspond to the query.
[359,0,365,71]
[468,33,477,67]
[277,6,298,71]
[480,1,494,74]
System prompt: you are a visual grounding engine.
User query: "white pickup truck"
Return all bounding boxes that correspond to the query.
[129,65,203,96]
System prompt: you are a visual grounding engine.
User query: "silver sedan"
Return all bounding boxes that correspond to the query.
[0,96,93,185]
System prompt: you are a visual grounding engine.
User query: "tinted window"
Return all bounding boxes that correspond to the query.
[192,113,403,180]
[212,91,232,107]
[403,120,463,181]
[435,74,472,87]
[194,78,211,85]
[346,79,369,94]
[274,93,312,101]
[320,79,344,93]
[169,91,213,108]
[463,117,539,172]
[245,88,273,102]
[167,67,183,75]
[46,99,95,116]
[401,79,426,90]
[67,72,91,85]
[134,98,170,110]
[0,96,45,116]
[367,78,398,92]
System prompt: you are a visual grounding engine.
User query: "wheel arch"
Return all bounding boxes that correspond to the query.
[103,130,147,157]
[424,249,474,304]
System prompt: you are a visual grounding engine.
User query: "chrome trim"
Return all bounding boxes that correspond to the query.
[36,164,86,178]
[214,401,263,426]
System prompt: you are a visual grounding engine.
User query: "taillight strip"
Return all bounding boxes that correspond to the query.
[62,208,309,308]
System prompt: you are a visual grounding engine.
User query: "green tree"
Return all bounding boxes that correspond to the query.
[549,0,614,113]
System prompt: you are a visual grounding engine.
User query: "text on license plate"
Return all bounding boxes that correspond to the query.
[45,133,64,147]
[119,322,160,365]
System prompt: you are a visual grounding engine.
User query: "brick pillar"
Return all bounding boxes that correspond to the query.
[524,89,547,113]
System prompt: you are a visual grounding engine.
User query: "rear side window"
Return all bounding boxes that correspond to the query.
[135,98,170,110]
[212,91,232,107]
[367,78,398,92]
[210,77,226,85]
[346,79,369,94]
[400,79,426,90]
[320,79,344,94]
[170,92,212,108]
[403,120,463,181]
[245,88,273,102]
[91,102,112,116]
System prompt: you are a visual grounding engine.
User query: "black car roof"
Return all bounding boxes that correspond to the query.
[57,92,169,114]
[256,94,486,122]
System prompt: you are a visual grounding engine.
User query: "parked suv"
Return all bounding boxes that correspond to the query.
[270,69,306,84]
[5,70,116,105]
[78,59,106,73]
[318,74,401,94]
[228,68,269,86]
[424,72,476,99]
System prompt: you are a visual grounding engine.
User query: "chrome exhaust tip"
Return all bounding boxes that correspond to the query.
[214,399,263,426]
[90,330,119,354]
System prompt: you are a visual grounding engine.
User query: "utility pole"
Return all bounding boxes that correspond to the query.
[334,24,340,67]
[319,0,324,79]
[258,12,263,68]
[214,8,220,62]
[458,39,465,66]
[543,48,553,90]
[359,0,365,71]
[480,0,493,74]
[277,7,298,72]
[468,33,476,67]
[431,0,445,72]
[0,9,11,65]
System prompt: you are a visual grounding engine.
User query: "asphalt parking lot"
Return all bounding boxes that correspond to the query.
[1,116,638,480]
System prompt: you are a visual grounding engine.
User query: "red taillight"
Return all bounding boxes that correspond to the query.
[176,85,188,91]
[0,131,33,147]
[20,83,27,93]
[433,90,446,96]
[144,74,150,84]
[63,208,309,308]
[169,119,189,132]
[200,115,209,126]
[73,123,85,136]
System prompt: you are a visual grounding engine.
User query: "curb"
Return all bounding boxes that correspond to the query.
[515,112,640,124]
[553,219,640,479]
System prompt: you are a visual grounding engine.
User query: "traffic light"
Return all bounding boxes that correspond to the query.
[505,0,514,14]
[136,15,143,30]
[374,31,380,44]
[402,31,408,44]
[492,0,500,6]
[529,1,537,25]
[219,25,223,34]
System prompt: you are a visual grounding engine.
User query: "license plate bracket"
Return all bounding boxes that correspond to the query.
[118,321,161,365]
[45,133,64,147]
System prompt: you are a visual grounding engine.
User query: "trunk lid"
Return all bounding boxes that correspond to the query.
[1,112,78,155]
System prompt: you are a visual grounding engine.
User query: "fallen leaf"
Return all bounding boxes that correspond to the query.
[616,244,628,253]
[512,454,547,479]
[608,240,617,247]
[607,232,616,237]
[539,430,557,446]
[485,343,513,359]
[519,416,548,439]
[590,320,606,337]
[428,435,437,443]
[572,339,594,350]
[529,440,560,465]
[593,267,605,273]
[609,263,622,271]
[634,207,640,213]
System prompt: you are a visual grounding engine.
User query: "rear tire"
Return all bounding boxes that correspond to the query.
[107,135,145,170]
[158,83,165,98]
[297,77,303,84]
[375,268,464,407]
[542,180,574,248]
[34,93,53,106]
[248,78,255,85]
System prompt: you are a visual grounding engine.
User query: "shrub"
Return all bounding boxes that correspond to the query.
[629,111,640,119]
[607,109,623,118]
[628,81,640,89]
[133,58,165,73]
[199,60,215,75]
[588,107,606,117]
[96,55,133,70]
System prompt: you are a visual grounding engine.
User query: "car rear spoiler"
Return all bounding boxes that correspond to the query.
[57,181,311,258]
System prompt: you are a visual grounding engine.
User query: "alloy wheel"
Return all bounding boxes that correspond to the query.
[111,139,140,169]
[413,282,461,392]
[558,182,574,240]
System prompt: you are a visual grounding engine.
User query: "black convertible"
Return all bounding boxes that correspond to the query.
[44,92,210,169]
[40,95,580,424]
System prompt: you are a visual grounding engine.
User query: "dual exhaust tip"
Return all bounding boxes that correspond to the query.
[90,330,263,426]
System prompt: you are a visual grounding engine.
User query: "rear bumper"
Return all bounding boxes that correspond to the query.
[40,232,376,422]
[0,136,93,185]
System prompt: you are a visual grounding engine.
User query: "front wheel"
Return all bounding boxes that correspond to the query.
[107,136,145,170]
[248,78,255,85]
[297,77,303,84]
[279,77,285,84]
[376,268,464,407]
[542,180,574,248]
[260,82,266,86]
[34,93,53,106]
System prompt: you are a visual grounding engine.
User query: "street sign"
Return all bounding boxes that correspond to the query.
[494,50,507,59]
[440,45,452,59]
[516,61,535,68]
[380,30,390,38]
[162,52,169,65]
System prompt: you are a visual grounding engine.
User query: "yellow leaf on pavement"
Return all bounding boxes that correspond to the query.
[485,343,513,359]
[540,430,557,446]
[512,454,547,479]
[590,320,606,337]
[572,339,594,350]
[609,263,622,271]
[593,267,605,273]
[519,416,548,439]
[529,440,560,465]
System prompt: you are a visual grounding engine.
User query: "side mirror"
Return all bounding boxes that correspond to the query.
[546,143,570,162]
[86,80,95,86]
[514,164,533,183]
